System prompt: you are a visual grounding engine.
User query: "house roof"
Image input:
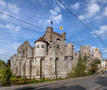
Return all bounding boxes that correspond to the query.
[34,37,48,44]
[18,40,31,51]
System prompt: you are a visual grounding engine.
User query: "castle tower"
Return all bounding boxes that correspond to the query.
[44,27,53,42]
[34,37,48,58]
[34,37,48,79]
[80,45,90,57]
[91,48,102,60]
[65,43,74,57]
[62,32,66,40]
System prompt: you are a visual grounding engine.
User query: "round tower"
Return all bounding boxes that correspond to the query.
[34,37,48,58]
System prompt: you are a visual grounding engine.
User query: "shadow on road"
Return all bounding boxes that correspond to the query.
[96,76,107,87]
[14,85,86,90]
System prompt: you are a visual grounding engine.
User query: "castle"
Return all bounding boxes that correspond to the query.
[10,26,102,79]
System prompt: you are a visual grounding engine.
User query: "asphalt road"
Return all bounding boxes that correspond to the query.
[1,74,107,90]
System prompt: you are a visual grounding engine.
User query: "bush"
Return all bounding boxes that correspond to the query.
[3,66,12,81]
[74,55,86,77]
[90,59,101,74]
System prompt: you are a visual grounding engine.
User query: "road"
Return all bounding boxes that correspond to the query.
[1,74,107,90]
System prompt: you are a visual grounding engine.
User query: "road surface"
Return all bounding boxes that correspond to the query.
[1,74,107,90]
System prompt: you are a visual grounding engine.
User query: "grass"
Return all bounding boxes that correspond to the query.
[0,73,95,87]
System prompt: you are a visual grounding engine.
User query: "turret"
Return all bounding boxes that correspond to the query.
[34,37,48,58]
[44,26,53,42]
[91,48,102,60]
[80,45,90,57]
[62,32,66,40]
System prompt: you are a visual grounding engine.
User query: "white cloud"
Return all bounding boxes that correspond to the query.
[15,26,21,31]
[87,3,100,17]
[37,6,62,25]
[0,0,20,21]
[78,15,85,20]
[49,6,62,24]
[0,23,21,31]
[0,11,9,20]
[78,3,100,20]
[8,3,20,14]
[57,1,65,9]
[50,14,62,23]
[0,24,4,28]
[104,49,107,53]
[0,0,6,7]
[103,7,107,16]
[0,42,21,61]
[50,9,57,16]
[90,46,97,51]
[91,25,107,37]
[71,2,80,10]
[99,0,107,3]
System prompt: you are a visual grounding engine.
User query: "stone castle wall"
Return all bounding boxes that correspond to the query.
[10,26,102,79]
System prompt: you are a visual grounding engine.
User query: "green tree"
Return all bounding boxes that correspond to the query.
[3,66,12,81]
[90,59,101,73]
[74,55,86,77]
[0,60,6,78]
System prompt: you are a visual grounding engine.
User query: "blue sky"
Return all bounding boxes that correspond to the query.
[0,0,107,62]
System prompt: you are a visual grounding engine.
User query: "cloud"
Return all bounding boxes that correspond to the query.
[0,0,6,7]
[0,23,21,32]
[8,3,20,14]
[50,6,60,15]
[78,15,85,20]
[0,42,21,61]
[104,49,107,53]
[87,3,100,17]
[71,2,80,10]
[57,1,65,9]
[0,11,9,20]
[91,25,107,38]
[78,2,100,20]
[37,6,62,25]
[0,0,20,21]
[90,46,97,50]
[103,7,107,16]
[99,0,107,3]
[49,6,62,24]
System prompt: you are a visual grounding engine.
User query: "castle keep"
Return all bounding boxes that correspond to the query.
[10,26,102,79]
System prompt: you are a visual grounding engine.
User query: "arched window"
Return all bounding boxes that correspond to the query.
[41,45,44,48]
[37,45,39,48]
[56,38,60,40]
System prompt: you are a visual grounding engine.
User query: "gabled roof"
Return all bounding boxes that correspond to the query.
[34,37,48,44]
[18,40,31,51]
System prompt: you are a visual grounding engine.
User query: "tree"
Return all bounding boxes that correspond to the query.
[0,60,12,81]
[90,59,101,74]
[3,66,12,81]
[0,60,6,78]
[7,59,11,66]
[74,55,86,77]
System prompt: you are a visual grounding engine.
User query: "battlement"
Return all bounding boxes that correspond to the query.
[43,26,66,42]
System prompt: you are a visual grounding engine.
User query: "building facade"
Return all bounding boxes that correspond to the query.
[10,26,102,79]
[10,26,78,79]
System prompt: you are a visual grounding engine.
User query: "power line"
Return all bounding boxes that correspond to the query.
[0,11,43,30]
[56,0,106,46]
[0,10,82,46]
[66,39,81,46]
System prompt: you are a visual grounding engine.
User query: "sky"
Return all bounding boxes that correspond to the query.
[0,0,107,62]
